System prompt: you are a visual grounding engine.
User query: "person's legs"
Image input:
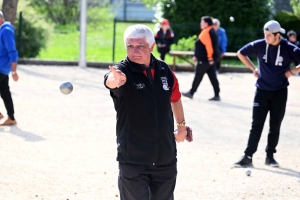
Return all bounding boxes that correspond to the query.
[244,89,270,157]
[0,74,15,121]
[149,159,177,200]
[206,64,220,98]
[265,88,287,157]
[215,59,221,73]
[118,162,151,200]
[190,62,211,95]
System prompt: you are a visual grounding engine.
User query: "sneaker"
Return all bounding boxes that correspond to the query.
[182,91,193,99]
[0,113,3,119]
[234,155,253,168]
[0,117,17,126]
[265,157,279,167]
[209,96,221,101]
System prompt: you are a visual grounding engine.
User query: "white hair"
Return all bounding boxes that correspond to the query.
[213,18,220,26]
[0,11,3,19]
[123,24,155,48]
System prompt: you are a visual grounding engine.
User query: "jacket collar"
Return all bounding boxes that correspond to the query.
[126,54,164,73]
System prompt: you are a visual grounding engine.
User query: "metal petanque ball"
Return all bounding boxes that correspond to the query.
[60,82,73,95]
[245,169,251,176]
[230,16,235,22]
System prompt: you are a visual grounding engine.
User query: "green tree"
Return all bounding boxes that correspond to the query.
[160,0,274,52]
[29,0,78,25]
[290,0,300,15]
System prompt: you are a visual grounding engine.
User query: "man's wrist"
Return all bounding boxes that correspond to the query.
[176,120,186,127]
[11,71,17,74]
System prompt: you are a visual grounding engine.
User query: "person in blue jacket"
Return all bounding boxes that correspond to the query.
[213,18,228,73]
[0,11,19,126]
[234,20,300,168]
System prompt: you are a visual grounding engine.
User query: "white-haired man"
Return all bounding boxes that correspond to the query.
[104,24,189,199]
[0,11,19,125]
[213,18,228,73]
[234,20,300,168]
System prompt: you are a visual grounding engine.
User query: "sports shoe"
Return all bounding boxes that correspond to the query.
[0,113,3,119]
[0,117,17,126]
[182,91,193,99]
[209,96,221,101]
[234,155,253,168]
[265,157,279,167]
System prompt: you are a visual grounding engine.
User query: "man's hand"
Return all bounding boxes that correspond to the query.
[209,59,214,65]
[192,56,197,62]
[285,69,293,79]
[253,68,259,78]
[108,65,127,88]
[12,72,19,82]
[174,126,187,143]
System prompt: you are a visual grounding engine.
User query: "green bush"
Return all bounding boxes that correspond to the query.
[162,0,274,52]
[14,16,48,58]
[274,11,300,37]
[173,35,197,51]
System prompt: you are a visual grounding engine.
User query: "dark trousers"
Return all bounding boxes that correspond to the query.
[118,159,177,200]
[190,62,220,96]
[245,88,287,157]
[160,53,166,61]
[0,73,15,120]
[215,59,221,72]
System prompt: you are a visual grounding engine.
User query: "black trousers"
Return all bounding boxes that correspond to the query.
[0,73,15,120]
[245,88,287,157]
[190,62,220,96]
[118,159,177,200]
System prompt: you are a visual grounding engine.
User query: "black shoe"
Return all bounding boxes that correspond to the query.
[234,155,253,168]
[182,91,193,99]
[265,157,279,167]
[209,96,221,101]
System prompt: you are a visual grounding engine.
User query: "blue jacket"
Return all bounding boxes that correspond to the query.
[0,22,18,75]
[217,27,227,54]
[239,38,300,91]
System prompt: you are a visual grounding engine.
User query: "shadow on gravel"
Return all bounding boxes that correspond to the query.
[0,126,45,142]
[254,167,300,179]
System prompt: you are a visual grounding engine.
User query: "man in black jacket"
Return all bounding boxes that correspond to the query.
[182,16,221,101]
[104,24,189,200]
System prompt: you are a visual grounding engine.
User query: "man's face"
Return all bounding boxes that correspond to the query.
[200,20,207,30]
[213,23,219,31]
[289,35,297,42]
[264,31,279,45]
[126,38,154,65]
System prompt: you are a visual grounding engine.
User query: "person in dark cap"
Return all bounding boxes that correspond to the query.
[155,18,174,61]
[182,16,221,101]
[234,20,300,168]
[287,30,300,75]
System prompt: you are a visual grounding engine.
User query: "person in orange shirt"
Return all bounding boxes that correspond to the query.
[182,16,221,101]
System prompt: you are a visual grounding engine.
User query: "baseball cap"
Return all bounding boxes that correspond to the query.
[264,20,285,34]
[161,19,170,25]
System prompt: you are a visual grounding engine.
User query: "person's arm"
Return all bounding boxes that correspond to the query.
[105,66,127,89]
[3,29,18,81]
[221,29,228,54]
[237,41,259,78]
[285,44,300,78]
[171,99,187,142]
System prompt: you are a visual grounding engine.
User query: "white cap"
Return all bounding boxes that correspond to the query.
[264,20,285,34]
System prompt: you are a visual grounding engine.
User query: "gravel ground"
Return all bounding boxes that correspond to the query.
[0,65,299,200]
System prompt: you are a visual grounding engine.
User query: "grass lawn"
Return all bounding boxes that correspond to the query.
[38,22,253,67]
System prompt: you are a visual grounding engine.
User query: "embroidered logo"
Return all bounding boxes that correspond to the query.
[161,77,170,91]
[135,83,145,89]
[253,103,259,107]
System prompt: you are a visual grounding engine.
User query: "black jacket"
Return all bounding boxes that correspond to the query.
[155,28,174,53]
[104,55,176,165]
[194,27,220,63]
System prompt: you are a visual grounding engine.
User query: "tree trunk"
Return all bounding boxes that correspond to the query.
[2,0,19,25]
